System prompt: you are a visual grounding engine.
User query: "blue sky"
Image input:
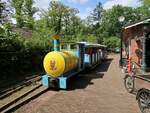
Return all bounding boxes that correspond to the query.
[34,0,141,19]
[3,0,141,23]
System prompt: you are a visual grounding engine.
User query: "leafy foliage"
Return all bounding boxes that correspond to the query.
[11,0,37,29]
[0,0,9,24]
[99,5,141,38]
[0,23,50,78]
[1,0,150,78]
[136,0,150,19]
[11,0,24,27]
[103,36,120,49]
[23,0,38,29]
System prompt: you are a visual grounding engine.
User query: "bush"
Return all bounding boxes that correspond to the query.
[0,25,52,80]
[103,36,120,49]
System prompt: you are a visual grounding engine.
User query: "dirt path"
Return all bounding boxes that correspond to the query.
[15,54,140,113]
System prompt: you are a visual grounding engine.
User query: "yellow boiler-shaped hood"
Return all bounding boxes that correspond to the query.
[43,51,78,78]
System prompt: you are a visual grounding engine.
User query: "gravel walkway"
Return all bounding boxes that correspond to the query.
[15,54,140,113]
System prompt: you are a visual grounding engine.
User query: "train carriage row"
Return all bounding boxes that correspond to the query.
[42,37,107,89]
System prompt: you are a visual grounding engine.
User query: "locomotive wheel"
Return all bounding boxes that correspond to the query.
[124,75,135,93]
[137,90,150,113]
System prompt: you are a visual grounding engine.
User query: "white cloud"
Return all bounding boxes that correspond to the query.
[67,0,88,4]
[103,0,141,10]
[34,0,89,19]
[11,18,17,24]
[34,0,61,10]
[51,0,60,1]
[77,13,86,19]
[33,0,50,20]
[86,7,92,13]
[77,7,92,19]
[35,0,50,10]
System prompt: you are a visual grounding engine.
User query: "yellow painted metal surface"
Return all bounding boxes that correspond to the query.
[52,35,61,40]
[43,51,78,78]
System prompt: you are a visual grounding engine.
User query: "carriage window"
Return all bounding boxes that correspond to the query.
[85,48,92,54]
[70,44,77,50]
[61,44,67,50]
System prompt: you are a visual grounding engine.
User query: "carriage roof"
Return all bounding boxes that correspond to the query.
[77,42,107,48]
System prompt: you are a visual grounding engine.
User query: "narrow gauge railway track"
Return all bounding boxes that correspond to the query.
[0,84,49,113]
[0,75,41,93]
[0,75,41,99]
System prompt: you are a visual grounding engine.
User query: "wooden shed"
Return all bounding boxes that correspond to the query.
[121,18,150,74]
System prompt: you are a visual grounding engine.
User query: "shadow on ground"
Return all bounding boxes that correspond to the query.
[0,58,113,93]
[68,58,113,90]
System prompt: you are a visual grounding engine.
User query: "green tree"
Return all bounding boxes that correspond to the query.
[0,0,9,24]
[135,0,150,19]
[99,5,140,38]
[38,1,81,42]
[63,8,79,36]
[47,1,66,34]
[0,0,5,24]
[90,2,103,23]
[140,0,150,6]
[103,36,120,49]
[23,0,38,29]
[86,2,104,43]
[11,0,24,27]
